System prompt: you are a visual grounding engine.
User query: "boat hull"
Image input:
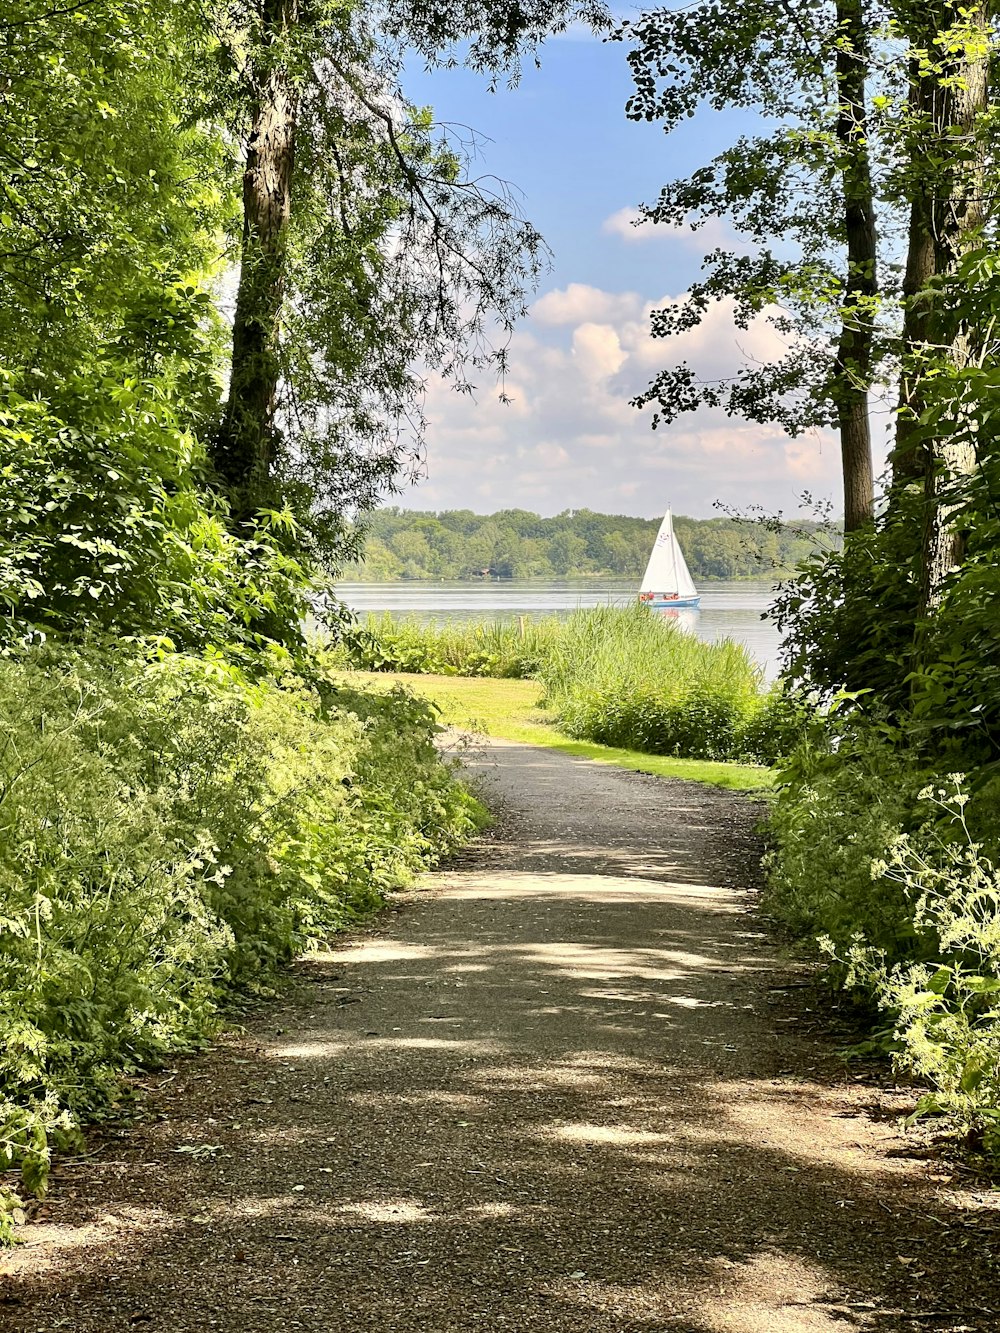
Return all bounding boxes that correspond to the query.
[645,596,701,609]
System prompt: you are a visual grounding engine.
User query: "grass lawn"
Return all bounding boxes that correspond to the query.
[337,670,775,792]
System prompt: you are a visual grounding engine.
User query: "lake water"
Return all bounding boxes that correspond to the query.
[335,579,784,678]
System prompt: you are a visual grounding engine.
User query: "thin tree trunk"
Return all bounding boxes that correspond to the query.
[833,0,877,533]
[920,5,988,607]
[890,199,935,486]
[889,3,989,610]
[214,0,300,525]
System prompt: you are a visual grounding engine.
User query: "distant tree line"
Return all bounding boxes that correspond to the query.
[344,508,835,581]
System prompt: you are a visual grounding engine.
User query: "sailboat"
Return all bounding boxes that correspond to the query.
[638,508,701,609]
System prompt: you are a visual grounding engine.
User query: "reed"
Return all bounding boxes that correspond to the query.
[335,611,566,678]
[535,604,767,761]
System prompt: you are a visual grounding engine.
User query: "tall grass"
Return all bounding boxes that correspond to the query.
[330,606,798,763]
[336,611,565,678]
[537,604,768,761]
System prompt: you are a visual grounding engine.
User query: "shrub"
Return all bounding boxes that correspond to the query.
[0,376,312,664]
[332,613,557,678]
[830,779,1000,1145]
[763,717,932,956]
[740,687,815,765]
[763,708,1000,1145]
[0,645,483,1241]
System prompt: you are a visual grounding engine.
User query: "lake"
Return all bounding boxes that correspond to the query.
[334,578,784,678]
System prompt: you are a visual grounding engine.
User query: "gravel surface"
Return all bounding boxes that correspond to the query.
[3,741,1000,1332]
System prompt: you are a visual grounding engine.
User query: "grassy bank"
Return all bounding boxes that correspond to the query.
[335,670,775,791]
[332,605,796,765]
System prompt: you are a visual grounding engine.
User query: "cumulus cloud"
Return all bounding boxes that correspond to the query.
[602,207,750,255]
[404,282,844,518]
[530,283,643,327]
[572,322,628,379]
[601,207,649,242]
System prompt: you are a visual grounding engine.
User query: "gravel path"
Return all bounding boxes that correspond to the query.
[3,742,1000,1332]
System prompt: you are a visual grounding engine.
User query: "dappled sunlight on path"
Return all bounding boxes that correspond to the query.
[4,743,999,1332]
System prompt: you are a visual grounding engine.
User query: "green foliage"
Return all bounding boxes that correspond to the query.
[824,781,1000,1145]
[770,525,921,705]
[765,426,1000,1142]
[740,687,816,765]
[771,431,1000,760]
[763,716,932,955]
[334,612,561,678]
[0,3,318,665]
[212,0,613,546]
[345,507,833,581]
[615,1,876,438]
[0,645,482,1238]
[537,604,780,762]
[1,0,232,384]
[0,374,312,663]
[765,702,1000,1144]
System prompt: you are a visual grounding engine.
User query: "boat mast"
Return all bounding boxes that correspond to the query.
[665,507,677,594]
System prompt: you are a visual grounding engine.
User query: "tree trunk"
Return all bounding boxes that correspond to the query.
[832,0,877,533]
[213,0,300,526]
[890,182,935,488]
[889,3,989,610]
[919,6,987,608]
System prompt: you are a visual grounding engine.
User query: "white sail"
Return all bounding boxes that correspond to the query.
[639,509,698,599]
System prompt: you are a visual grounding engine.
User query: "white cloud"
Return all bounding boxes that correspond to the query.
[405,282,845,519]
[602,207,750,255]
[572,322,627,379]
[530,282,643,327]
[601,206,646,242]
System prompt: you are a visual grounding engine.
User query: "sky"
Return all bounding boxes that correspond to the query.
[395,17,845,522]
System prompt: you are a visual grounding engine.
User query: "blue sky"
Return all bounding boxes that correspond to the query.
[406,26,745,294]
[395,21,843,521]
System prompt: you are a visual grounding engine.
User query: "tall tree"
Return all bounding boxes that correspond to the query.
[210,0,612,535]
[763,2,1000,708]
[832,0,878,530]
[618,0,881,530]
[0,1,319,660]
[215,0,301,519]
[889,0,992,609]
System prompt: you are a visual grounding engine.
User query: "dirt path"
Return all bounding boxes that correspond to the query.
[4,743,999,1332]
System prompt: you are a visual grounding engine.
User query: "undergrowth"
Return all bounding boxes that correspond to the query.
[534,604,797,763]
[0,645,483,1242]
[765,715,1000,1148]
[335,611,557,678]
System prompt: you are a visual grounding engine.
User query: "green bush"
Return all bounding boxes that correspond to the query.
[0,645,483,1241]
[0,376,313,664]
[333,612,559,678]
[764,711,1000,1144]
[826,779,1000,1144]
[740,687,815,764]
[763,717,932,956]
